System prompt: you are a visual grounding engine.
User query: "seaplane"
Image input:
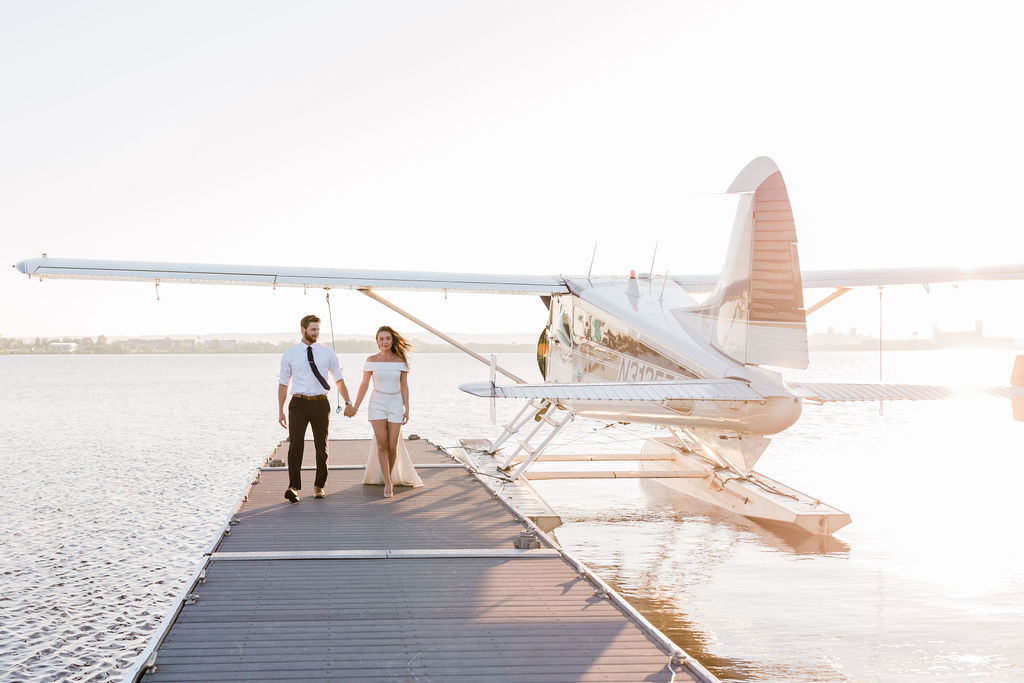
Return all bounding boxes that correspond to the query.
[14,157,1024,536]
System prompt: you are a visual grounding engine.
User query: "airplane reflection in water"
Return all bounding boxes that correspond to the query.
[547,477,853,683]
[15,157,1024,536]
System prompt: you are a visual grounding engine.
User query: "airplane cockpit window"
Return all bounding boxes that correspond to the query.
[591,318,603,343]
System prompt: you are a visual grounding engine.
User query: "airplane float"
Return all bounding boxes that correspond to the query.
[15,157,1024,536]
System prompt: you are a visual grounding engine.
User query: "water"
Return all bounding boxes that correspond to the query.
[1,350,1022,682]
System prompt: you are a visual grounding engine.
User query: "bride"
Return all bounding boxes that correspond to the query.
[351,325,423,497]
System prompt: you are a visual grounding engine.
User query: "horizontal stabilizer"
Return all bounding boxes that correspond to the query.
[459,379,764,402]
[14,257,568,295]
[791,381,1024,403]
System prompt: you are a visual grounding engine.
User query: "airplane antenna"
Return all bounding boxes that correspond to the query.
[587,242,597,280]
[648,242,658,290]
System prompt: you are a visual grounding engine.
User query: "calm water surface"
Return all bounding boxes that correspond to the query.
[1,350,1021,681]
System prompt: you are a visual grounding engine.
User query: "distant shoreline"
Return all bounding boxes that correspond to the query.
[0,337,536,356]
[809,340,1021,352]
[1,337,1018,356]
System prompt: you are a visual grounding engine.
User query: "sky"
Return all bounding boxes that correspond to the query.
[3,1,1023,342]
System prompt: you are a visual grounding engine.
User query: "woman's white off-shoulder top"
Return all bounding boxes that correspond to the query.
[364,361,408,394]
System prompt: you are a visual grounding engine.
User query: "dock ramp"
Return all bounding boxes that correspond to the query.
[126,438,716,682]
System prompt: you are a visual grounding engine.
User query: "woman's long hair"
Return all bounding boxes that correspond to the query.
[377,325,412,364]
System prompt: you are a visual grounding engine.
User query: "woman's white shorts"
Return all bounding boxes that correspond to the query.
[367,391,404,423]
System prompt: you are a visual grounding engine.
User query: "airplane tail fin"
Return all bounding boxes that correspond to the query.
[692,157,808,369]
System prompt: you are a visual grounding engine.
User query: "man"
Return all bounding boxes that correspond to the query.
[278,314,356,503]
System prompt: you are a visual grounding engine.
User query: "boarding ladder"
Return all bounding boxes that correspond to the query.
[490,399,575,481]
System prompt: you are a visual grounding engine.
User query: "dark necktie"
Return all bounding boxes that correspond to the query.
[306,346,331,391]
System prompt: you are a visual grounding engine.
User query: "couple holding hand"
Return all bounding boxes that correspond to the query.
[277,314,423,502]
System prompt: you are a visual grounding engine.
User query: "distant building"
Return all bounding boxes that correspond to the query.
[126,338,177,350]
[809,321,1018,351]
[48,342,78,353]
[203,339,238,349]
[808,327,872,350]
[932,320,1015,348]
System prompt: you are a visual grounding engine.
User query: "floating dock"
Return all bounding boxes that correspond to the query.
[127,438,717,682]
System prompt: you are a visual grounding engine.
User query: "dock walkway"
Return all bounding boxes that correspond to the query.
[129,439,715,682]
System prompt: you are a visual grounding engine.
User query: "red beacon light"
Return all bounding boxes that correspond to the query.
[626,269,640,298]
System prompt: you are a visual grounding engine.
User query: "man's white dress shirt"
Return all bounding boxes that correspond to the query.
[279,342,343,395]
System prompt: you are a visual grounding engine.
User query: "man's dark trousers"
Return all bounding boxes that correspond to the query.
[287,397,330,490]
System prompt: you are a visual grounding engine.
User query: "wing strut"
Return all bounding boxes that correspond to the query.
[357,288,528,384]
[805,287,852,315]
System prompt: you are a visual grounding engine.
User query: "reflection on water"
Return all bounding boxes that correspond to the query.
[1,349,1022,682]
[536,349,1024,682]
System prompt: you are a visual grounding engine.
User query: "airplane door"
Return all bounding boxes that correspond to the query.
[547,295,574,383]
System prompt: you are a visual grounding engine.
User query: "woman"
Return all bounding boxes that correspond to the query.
[352,325,423,497]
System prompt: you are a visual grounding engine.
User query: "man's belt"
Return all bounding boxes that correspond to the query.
[292,394,328,400]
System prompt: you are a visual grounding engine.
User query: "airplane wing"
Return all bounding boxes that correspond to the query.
[674,264,1024,293]
[459,379,765,402]
[15,257,1024,296]
[13,257,568,295]
[797,264,1024,289]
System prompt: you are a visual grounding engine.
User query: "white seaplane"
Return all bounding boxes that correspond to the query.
[15,157,1024,536]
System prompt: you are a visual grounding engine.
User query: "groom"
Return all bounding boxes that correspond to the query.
[277,314,356,503]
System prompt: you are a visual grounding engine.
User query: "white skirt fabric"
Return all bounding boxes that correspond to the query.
[362,435,424,488]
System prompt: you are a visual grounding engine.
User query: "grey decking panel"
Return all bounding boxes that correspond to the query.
[269,438,455,467]
[146,671,674,682]
[224,468,525,552]
[143,557,686,682]
[135,439,707,682]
